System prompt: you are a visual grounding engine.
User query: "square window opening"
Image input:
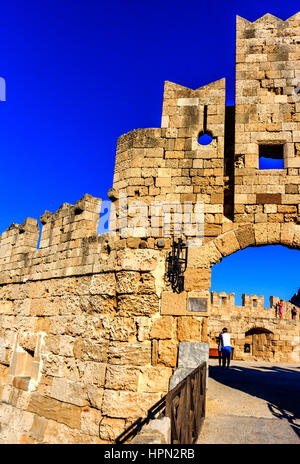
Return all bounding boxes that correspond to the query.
[259,144,284,170]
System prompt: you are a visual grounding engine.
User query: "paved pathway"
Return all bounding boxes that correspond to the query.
[197,359,300,444]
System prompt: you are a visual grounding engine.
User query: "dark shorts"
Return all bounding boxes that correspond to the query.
[222,347,231,356]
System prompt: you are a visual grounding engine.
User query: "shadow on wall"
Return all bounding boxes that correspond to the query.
[114,395,167,444]
[208,364,300,438]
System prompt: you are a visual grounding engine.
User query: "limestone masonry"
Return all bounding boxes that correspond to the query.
[0,13,299,444]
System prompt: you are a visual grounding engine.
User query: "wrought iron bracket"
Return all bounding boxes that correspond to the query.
[166,238,188,293]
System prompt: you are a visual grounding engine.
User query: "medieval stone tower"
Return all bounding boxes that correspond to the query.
[0,13,299,444]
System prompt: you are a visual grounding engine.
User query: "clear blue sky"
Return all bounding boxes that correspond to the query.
[0,0,299,302]
[211,245,300,305]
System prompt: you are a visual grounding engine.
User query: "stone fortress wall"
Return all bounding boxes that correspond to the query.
[0,195,171,443]
[0,12,299,444]
[0,194,212,444]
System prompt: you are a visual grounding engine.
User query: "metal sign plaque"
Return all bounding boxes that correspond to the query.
[188,297,208,312]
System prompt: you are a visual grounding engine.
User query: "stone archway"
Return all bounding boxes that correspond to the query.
[187,222,300,272]
[184,222,300,363]
[185,222,300,298]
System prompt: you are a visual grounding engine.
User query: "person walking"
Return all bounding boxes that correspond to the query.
[220,327,232,368]
[291,306,297,320]
[217,332,223,367]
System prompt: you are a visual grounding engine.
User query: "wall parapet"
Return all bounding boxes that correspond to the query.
[210,291,300,319]
[0,194,120,285]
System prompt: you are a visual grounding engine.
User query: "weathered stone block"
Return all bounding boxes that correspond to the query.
[28,393,81,429]
[50,377,87,407]
[99,417,126,442]
[90,273,116,296]
[160,291,187,315]
[107,341,152,366]
[117,294,159,316]
[80,407,102,437]
[86,385,104,410]
[215,231,240,256]
[187,242,222,269]
[115,271,140,294]
[150,316,174,339]
[110,317,136,341]
[117,249,160,271]
[235,225,255,249]
[42,418,80,444]
[177,317,202,341]
[80,339,109,362]
[135,317,151,341]
[157,339,178,367]
[101,390,162,419]
[77,361,107,386]
[184,268,211,291]
[138,366,172,393]
[105,365,139,391]
[267,223,281,244]
[29,414,48,442]
[254,223,268,245]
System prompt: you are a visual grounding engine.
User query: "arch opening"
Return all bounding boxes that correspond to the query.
[211,245,300,306]
[206,239,300,363]
[246,327,273,336]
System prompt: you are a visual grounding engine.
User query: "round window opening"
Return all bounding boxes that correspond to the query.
[198,132,213,146]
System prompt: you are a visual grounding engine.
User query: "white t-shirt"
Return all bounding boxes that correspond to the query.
[221,333,231,347]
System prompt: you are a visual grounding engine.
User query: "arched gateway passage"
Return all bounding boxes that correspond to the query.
[211,245,300,305]
[185,223,300,363]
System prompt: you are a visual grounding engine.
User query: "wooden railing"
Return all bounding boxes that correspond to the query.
[165,362,207,444]
[115,362,207,444]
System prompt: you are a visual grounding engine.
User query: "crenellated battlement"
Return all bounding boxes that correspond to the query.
[39,194,101,249]
[210,290,299,319]
[0,194,119,285]
[0,218,40,265]
[211,291,236,306]
[236,12,300,28]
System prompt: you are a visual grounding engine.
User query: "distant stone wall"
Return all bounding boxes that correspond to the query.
[208,291,300,362]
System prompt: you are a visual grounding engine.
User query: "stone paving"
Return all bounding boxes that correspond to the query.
[197,359,300,444]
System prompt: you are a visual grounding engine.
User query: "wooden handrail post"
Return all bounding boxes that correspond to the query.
[165,361,207,444]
